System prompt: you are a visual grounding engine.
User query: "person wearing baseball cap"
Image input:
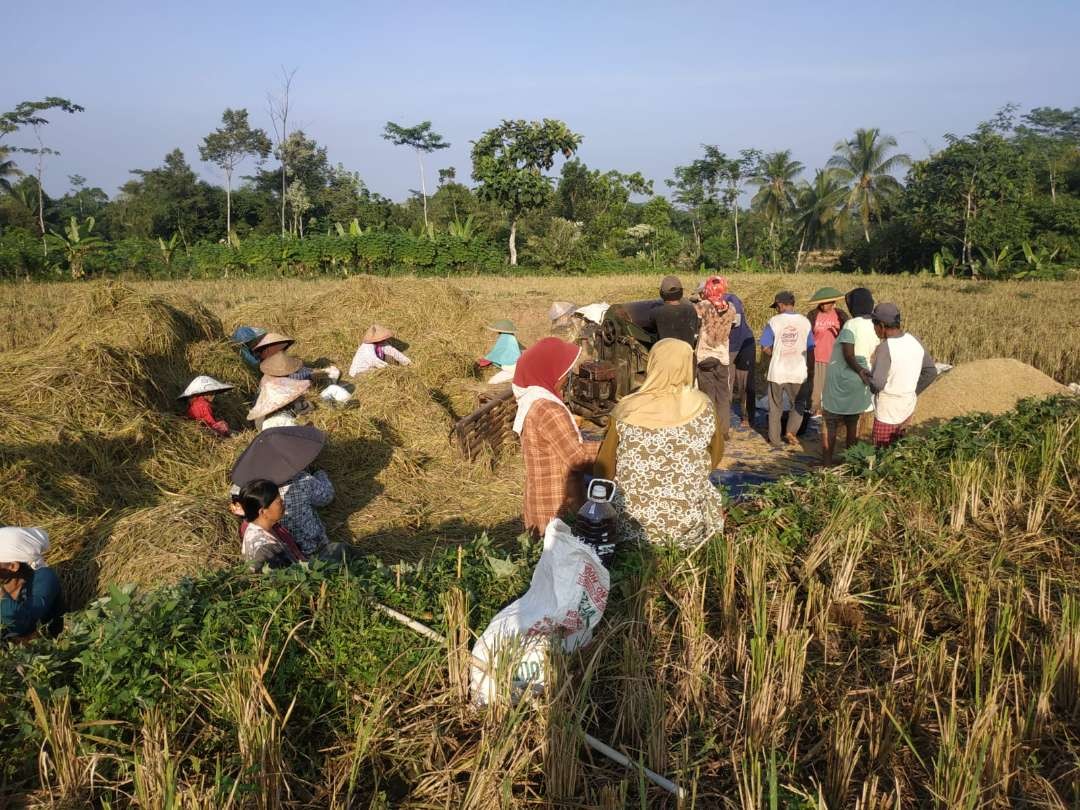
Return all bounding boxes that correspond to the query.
[760,291,814,448]
[653,275,700,349]
[865,303,938,448]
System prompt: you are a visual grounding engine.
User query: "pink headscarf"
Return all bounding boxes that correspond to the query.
[703,276,729,309]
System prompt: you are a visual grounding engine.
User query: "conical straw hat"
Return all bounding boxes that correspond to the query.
[548,301,576,321]
[363,324,394,344]
[252,332,295,352]
[260,352,303,377]
[485,319,517,334]
[246,378,311,421]
[178,375,234,399]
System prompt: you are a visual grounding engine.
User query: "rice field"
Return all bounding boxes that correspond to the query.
[1,273,1079,807]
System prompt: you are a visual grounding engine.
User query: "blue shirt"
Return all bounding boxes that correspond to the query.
[0,566,62,639]
[724,294,754,351]
[240,346,261,370]
[760,315,815,350]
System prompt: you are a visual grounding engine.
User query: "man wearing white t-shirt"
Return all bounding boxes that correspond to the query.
[760,291,814,448]
[864,303,938,447]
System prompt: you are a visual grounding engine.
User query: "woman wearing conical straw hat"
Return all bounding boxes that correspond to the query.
[594,339,724,546]
[803,287,849,418]
[348,324,412,377]
[247,377,312,431]
[178,376,235,437]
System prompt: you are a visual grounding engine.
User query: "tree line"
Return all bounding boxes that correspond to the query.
[1,90,1078,280]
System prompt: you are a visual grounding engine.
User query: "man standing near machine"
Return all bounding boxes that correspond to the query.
[653,276,700,349]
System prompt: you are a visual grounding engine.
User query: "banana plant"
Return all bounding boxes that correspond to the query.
[46,216,103,278]
[447,215,475,241]
[976,245,1014,278]
[157,232,180,266]
[333,218,367,238]
[1019,241,1060,277]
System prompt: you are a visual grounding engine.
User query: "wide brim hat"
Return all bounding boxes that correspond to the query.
[363,324,394,344]
[230,325,267,346]
[548,301,576,321]
[252,332,295,353]
[485,319,517,334]
[808,286,844,305]
[260,352,303,377]
[246,378,311,421]
[178,375,234,399]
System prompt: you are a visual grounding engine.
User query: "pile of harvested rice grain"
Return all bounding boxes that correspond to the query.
[912,358,1067,426]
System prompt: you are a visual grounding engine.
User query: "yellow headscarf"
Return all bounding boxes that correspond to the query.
[611,339,711,429]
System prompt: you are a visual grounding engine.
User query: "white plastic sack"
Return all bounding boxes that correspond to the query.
[574,303,610,324]
[470,519,610,706]
[320,384,352,403]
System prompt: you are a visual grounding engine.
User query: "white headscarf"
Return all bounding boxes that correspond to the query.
[0,527,50,570]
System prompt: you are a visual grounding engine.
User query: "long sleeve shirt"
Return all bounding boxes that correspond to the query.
[349,342,412,377]
[1,567,62,639]
[869,333,937,425]
[281,470,335,556]
[186,396,229,436]
[520,400,600,536]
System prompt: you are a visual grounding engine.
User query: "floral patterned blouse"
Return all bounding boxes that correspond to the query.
[609,409,725,546]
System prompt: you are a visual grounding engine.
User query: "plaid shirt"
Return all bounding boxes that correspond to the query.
[520,400,599,536]
[281,470,335,556]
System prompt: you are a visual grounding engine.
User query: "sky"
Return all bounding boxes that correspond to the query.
[4,0,1079,201]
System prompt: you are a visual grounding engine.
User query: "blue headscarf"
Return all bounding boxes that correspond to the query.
[484,333,522,368]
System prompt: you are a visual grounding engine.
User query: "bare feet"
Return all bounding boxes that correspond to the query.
[784,432,799,446]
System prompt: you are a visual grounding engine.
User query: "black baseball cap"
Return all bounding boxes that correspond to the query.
[871,303,901,327]
[769,291,795,309]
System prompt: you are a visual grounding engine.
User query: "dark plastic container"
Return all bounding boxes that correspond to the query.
[575,478,618,568]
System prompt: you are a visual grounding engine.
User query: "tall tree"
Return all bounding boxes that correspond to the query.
[1,97,83,240]
[471,119,582,265]
[199,109,272,238]
[1017,107,1080,203]
[382,121,450,233]
[703,146,760,262]
[793,170,845,271]
[267,67,297,238]
[828,128,910,242]
[750,150,804,236]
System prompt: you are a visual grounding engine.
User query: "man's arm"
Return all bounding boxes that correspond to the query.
[915,340,938,394]
[760,323,774,357]
[868,342,890,395]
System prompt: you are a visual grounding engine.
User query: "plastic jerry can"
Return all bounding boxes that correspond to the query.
[575,478,618,568]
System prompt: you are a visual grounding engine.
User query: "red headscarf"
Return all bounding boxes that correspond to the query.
[703,276,729,307]
[512,337,580,396]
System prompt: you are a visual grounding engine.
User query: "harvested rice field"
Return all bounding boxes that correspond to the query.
[1,273,1079,807]
[1,273,1076,602]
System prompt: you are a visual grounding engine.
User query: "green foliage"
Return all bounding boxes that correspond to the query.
[471,119,582,263]
[827,127,910,242]
[0,533,541,789]
[525,217,585,272]
[45,216,104,278]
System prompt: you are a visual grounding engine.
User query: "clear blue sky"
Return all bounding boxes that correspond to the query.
[5,0,1078,200]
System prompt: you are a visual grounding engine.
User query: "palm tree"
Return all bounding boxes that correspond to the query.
[0,148,22,193]
[793,169,846,271]
[828,128,910,242]
[750,150,804,236]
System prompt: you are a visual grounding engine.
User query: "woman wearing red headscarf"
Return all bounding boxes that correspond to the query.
[694,276,736,439]
[512,338,601,537]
